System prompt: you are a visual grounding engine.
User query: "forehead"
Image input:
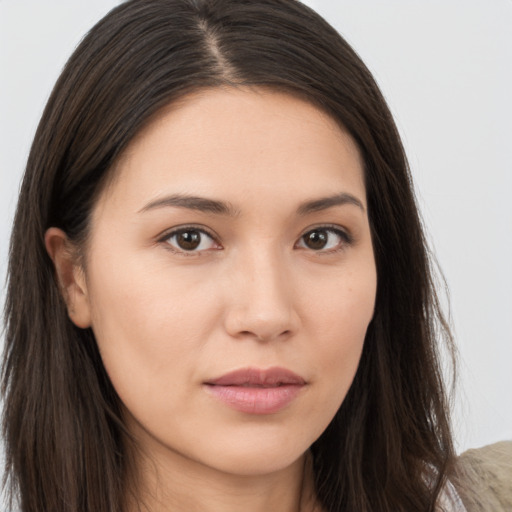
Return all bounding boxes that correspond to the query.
[96,87,366,215]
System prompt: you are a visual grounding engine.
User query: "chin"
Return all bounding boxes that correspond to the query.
[205,447,306,477]
[187,426,315,477]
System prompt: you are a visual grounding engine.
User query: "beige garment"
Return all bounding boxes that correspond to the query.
[454,441,512,512]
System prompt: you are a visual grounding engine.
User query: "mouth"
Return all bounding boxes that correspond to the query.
[205,367,306,387]
[203,367,306,414]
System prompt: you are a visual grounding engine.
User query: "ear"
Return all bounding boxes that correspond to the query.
[45,227,92,329]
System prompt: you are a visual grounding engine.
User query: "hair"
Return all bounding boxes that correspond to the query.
[2,0,457,511]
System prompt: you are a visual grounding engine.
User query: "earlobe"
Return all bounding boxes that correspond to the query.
[44,227,92,329]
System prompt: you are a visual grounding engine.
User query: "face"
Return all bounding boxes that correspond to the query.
[74,88,376,477]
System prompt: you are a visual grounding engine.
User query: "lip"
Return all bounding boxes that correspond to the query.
[203,367,306,415]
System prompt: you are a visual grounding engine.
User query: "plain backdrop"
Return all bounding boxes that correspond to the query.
[1,0,511,487]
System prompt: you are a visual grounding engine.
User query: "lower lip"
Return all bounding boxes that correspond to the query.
[204,384,303,414]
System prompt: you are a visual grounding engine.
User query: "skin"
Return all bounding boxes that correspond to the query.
[46,87,377,512]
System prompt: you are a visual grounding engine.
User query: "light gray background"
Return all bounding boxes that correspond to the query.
[1,0,511,482]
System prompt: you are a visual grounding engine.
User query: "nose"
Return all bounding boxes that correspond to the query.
[223,249,299,342]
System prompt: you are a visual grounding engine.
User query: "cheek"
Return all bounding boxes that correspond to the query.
[85,251,219,408]
[303,260,376,410]
[303,255,376,343]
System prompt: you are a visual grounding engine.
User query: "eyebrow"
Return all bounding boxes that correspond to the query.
[139,194,240,216]
[297,193,365,215]
[139,191,365,216]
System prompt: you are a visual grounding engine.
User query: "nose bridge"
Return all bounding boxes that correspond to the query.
[224,242,297,341]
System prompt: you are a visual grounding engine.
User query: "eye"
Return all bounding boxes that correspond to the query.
[296,227,351,252]
[163,228,220,253]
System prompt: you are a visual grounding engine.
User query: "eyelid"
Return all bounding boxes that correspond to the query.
[157,224,222,255]
[295,224,354,252]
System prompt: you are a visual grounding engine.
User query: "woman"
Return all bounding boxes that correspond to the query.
[2,0,463,510]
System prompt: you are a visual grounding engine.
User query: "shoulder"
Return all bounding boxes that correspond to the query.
[453,440,512,512]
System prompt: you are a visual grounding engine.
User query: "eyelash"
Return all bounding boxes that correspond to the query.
[158,224,353,256]
[158,226,221,256]
[295,225,353,254]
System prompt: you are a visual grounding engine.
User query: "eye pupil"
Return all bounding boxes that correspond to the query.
[177,231,201,250]
[304,230,328,250]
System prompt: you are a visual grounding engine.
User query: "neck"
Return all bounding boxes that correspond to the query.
[124,444,307,512]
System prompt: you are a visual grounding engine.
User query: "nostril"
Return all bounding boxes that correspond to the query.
[239,329,293,342]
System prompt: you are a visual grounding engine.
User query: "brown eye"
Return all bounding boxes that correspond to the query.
[176,231,201,250]
[297,227,350,252]
[165,228,218,253]
[303,230,329,250]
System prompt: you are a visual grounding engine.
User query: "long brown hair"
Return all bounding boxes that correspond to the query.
[2,1,456,510]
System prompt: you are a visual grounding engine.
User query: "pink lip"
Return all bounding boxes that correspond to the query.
[204,367,306,414]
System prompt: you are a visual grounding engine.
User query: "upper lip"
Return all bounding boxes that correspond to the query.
[204,367,306,387]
